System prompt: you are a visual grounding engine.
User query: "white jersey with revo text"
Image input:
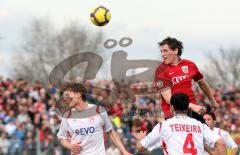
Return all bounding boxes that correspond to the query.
[57,104,112,155]
[141,116,220,155]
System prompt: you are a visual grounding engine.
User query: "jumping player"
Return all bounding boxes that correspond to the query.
[155,37,219,121]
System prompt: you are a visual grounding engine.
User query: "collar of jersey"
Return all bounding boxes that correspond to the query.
[169,58,182,66]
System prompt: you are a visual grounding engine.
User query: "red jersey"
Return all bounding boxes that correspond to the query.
[155,59,203,118]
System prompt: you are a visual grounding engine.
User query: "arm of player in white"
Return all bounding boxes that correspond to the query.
[221,130,239,155]
[145,139,162,151]
[108,130,131,155]
[102,109,131,155]
[203,124,227,155]
[137,123,162,152]
[102,109,113,132]
[57,118,71,149]
[57,118,82,154]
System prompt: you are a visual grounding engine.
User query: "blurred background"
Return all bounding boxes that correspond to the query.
[0,0,240,154]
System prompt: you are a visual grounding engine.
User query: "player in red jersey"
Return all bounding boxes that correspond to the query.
[155,37,219,120]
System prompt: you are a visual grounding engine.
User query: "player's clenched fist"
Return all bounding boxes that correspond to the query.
[210,99,219,111]
[70,142,82,155]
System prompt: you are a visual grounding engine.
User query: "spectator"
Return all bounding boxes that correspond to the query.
[0,132,10,154]
[0,76,239,154]
[23,131,37,155]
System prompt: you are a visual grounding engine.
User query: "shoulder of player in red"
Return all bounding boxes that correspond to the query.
[180,59,195,64]
[180,59,201,69]
[154,62,173,90]
[181,59,204,81]
[154,59,202,88]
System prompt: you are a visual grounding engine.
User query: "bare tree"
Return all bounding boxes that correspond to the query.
[11,18,104,83]
[204,48,240,88]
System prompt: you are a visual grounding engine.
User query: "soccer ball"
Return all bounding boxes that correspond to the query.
[90,5,111,26]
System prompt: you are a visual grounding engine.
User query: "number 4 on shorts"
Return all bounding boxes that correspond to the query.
[183,133,197,155]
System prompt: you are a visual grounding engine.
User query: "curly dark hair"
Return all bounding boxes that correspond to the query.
[158,37,184,56]
[203,112,216,121]
[62,82,87,101]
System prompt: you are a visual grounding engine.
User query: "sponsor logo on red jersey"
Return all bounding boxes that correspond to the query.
[172,75,189,85]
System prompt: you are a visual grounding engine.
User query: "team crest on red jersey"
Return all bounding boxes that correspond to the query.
[181,66,188,74]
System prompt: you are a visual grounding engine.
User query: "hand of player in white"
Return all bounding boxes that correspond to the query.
[70,141,82,155]
[132,131,147,140]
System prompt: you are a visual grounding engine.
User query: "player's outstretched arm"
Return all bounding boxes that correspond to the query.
[60,139,82,155]
[108,129,132,155]
[133,124,161,153]
[197,79,219,110]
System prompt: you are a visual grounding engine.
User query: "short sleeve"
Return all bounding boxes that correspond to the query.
[203,124,220,148]
[102,110,113,133]
[141,123,162,150]
[57,118,69,140]
[221,130,238,149]
[192,63,203,82]
[155,63,172,91]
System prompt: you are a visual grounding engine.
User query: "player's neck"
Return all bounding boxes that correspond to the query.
[174,111,187,116]
[170,57,181,65]
[74,101,88,111]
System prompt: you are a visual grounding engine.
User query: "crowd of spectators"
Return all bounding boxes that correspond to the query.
[0,76,239,155]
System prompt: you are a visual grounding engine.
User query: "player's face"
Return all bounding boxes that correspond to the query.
[203,114,214,128]
[160,44,178,64]
[63,90,81,107]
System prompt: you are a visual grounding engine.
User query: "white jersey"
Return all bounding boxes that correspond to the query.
[57,104,112,155]
[213,127,238,149]
[204,127,238,155]
[141,116,220,155]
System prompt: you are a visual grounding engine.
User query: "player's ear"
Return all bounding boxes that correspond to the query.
[74,92,81,99]
[174,48,178,55]
[78,93,82,99]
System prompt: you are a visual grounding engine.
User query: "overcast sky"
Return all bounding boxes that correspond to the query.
[0,0,240,78]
